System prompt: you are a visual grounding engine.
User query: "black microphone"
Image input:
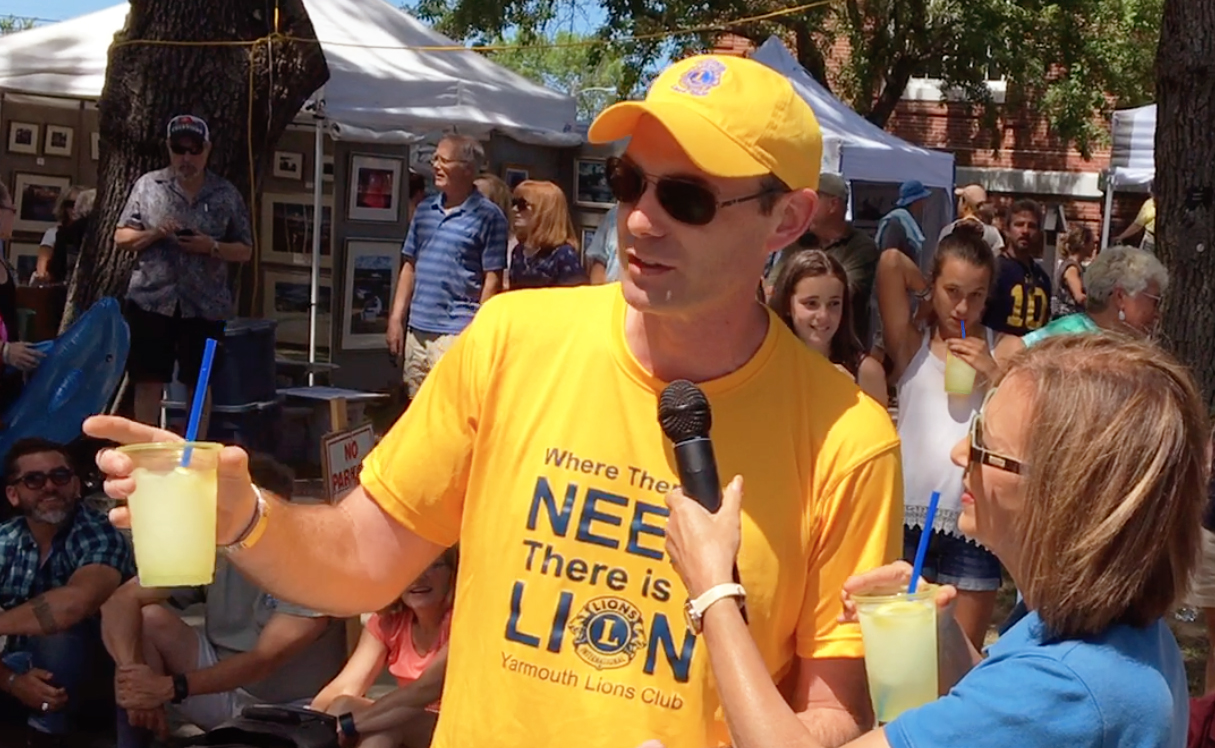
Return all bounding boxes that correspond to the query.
[658,380,747,624]
[658,381,723,512]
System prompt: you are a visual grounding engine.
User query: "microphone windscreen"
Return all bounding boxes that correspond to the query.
[658,380,712,442]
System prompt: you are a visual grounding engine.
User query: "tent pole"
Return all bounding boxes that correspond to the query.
[1100,170,1115,250]
[307,102,325,386]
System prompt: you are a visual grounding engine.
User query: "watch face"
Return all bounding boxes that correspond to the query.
[684,600,700,633]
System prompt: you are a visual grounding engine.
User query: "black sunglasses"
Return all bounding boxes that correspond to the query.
[10,467,75,491]
[170,143,204,156]
[605,157,783,226]
[512,197,529,211]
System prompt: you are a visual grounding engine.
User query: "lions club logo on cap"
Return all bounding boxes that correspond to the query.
[569,596,646,670]
[671,59,726,97]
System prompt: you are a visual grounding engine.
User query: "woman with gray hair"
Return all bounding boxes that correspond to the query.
[994,245,1167,360]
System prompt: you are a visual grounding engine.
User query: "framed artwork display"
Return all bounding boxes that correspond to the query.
[7,122,38,155]
[7,242,40,284]
[12,173,70,233]
[341,239,401,350]
[263,268,333,347]
[574,158,613,208]
[273,151,304,180]
[322,155,334,183]
[91,132,101,161]
[503,166,529,190]
[348,154,402,222]
[260,193,334,268]
[44,126,74,157]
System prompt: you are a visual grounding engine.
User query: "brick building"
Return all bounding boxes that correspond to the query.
[714,34,1150,241]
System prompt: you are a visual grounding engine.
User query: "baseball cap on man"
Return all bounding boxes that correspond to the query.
[818,173,849,201]
[167,115,210,147]
[589,55,823,191]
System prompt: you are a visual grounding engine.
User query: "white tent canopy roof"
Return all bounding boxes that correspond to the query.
[751,37,955,190]
[1110,103,1155,189]
[0,0,580,146]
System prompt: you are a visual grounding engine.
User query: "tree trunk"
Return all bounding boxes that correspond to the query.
[63,0,329,329]
[1156,0,1215,403]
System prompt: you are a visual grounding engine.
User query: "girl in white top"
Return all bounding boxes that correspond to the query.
[877,221,1003,649]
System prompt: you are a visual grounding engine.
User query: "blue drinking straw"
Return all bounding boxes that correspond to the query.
[908,491,941,593]
[180,338,218,468]
[960,320,967,339]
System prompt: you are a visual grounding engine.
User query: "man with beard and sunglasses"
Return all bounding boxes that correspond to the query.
[115,115,253,432]
[0,438,134,743]
[86,54,901,748]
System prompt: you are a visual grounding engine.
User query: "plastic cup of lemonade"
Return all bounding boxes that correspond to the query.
[118,442,223,587]
[944,351,977,395]
[854,586,939,724]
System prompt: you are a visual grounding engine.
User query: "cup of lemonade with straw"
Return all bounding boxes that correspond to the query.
[855,491,942,724]
[120,338,223,587]
[944,321,977,395]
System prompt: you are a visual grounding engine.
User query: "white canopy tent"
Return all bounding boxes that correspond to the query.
[751,37,955,190]
[0,0,580,146]
[0,0,580,371]
[1103,103,1155,247]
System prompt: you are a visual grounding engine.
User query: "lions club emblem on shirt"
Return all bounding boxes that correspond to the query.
[569,596,647,670]
[671,59,726,97]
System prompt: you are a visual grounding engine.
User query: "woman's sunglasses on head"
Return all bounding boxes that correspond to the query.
[605,156,784,227]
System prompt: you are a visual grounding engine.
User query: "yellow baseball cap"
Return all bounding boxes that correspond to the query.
[589,54,823,191]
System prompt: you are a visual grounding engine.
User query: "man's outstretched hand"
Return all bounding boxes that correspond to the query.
[84,416,260,546]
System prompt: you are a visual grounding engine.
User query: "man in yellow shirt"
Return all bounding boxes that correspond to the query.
[87,54,903,748]
[1114,182,1156,252]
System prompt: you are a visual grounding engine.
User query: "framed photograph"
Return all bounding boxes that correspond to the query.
[91,132,100,161]
[341,239,401,350]
[575,158,613,208]
[7,242,41,285]
[44,126,73,157]
[348,154,402,222]
[260,193,333,268]
[263,268,333,348]
[273,151,303,180]
[12,173,70,233]
[581,226,600,251]
[322,155,334,183]
[504,166,529,190]
[7,122,38,155]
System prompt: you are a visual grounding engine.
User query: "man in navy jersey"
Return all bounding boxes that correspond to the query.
[982,199,1051,336]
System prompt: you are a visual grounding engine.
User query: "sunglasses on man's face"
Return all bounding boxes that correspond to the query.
[10,467,75,491]
[605,157,782,227]
[170,143,204,156]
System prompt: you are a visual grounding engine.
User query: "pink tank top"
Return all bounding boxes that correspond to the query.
[366,610,452,711]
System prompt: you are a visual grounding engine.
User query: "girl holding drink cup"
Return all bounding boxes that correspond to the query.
[660,334,1201,748]
[875,223,1003,650]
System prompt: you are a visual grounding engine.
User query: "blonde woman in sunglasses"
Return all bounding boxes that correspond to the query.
[663,333,1203,748]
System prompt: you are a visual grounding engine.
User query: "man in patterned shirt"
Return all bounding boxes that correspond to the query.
[115,115,253,431]
[0,438,134,740]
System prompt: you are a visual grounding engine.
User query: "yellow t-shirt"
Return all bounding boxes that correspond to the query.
[361,284,902,748]
[1135,197,1156,237]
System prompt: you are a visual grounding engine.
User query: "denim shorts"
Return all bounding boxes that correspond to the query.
[903,525,1002,591]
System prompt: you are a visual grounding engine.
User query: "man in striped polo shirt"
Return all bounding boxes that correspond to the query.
[387,135,508,397]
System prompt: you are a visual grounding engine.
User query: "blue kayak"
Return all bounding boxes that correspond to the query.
[0,297,130,455]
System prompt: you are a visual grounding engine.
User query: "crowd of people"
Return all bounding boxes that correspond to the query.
[0,46,1203,748]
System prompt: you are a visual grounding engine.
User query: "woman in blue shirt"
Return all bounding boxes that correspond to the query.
[661,333,1203,748]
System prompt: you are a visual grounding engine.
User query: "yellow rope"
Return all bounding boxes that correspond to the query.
[109,0,835,54]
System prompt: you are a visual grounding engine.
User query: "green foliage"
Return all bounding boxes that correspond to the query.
[0,16,36,35]
[404,0,1160,157]
[483,30,639,120]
